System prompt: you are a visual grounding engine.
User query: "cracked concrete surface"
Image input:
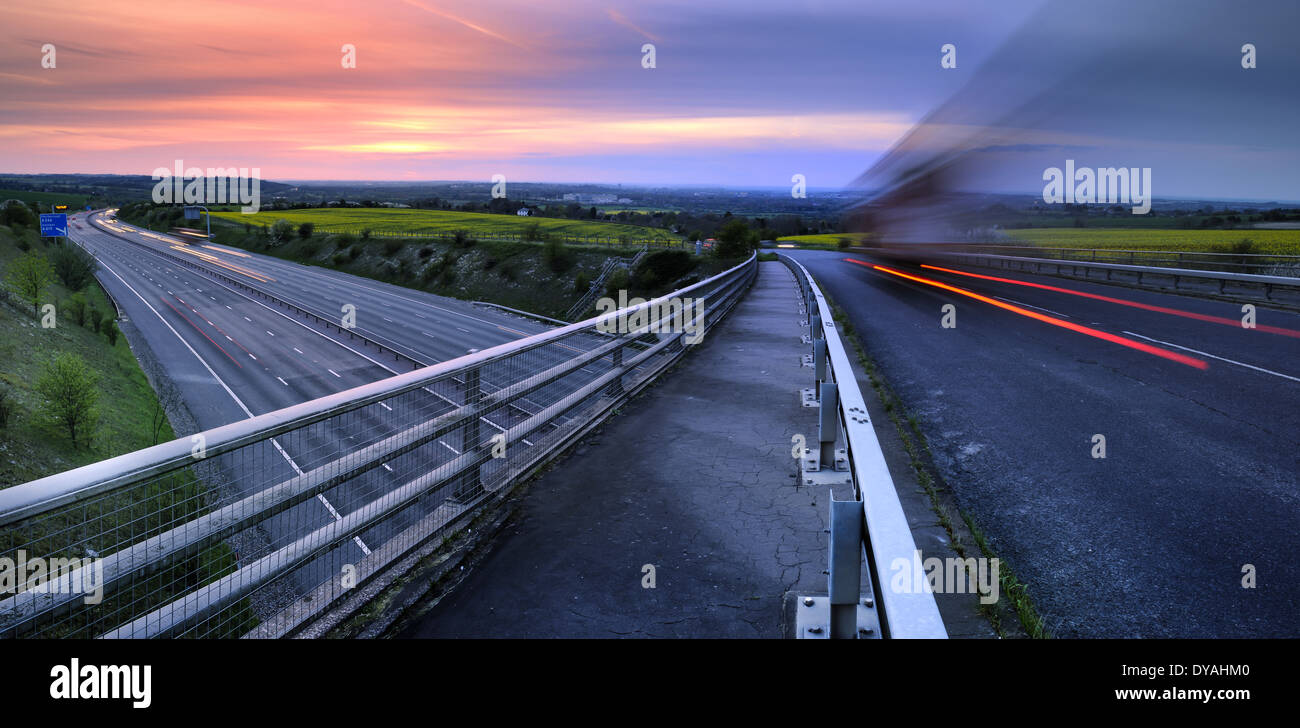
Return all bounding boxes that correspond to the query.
[399,263,838,637]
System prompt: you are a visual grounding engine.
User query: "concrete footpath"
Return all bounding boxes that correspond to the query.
[398,262,838,637]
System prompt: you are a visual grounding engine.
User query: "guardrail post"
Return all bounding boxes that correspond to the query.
[456,358,483,501]
[829,495,866,639]
[813,338,827,390]
[810,312,823,339]
[818,381,838,464]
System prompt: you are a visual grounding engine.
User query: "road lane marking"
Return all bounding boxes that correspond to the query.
[328,368,341,378]
[82,254,372,552]
[1123,332,1300,382]
[277,376,289,386]
[990,295,1070,318]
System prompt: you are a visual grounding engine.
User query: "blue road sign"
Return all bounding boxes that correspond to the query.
[39,213,68,237]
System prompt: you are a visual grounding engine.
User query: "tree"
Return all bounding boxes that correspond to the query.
[714,219,757,259]
[49,241,98,291]
[0,384,12,430]
[36,353,99,446]
[65,292,88,326]
[268,218,294,246]
[0,199,37,228]
[298,222,315,238]
[88,307,103,334]
[103,318,120,346]
[5,252,55,318]
[543,238,572,273]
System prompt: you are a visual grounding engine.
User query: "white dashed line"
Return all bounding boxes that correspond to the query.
[328,368,341,378]
[277,376,288,386]
[1123,331,1300,382]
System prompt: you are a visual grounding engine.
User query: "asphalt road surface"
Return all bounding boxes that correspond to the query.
[66,211,578,608]
[787,249,1299,637]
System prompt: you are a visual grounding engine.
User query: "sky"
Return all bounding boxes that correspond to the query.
[1,0,1296,200]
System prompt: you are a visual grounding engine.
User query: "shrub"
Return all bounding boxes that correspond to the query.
[332,252,347,266]
[383,239,402,256]
[0,384,12,429]
[36,353,99,446]
[836,237,851,250]
[5,252,55,318]
[298,222,315,238]
[604,268,630,298]
[88,307,103,333]
[542,238,572,273]
[349,244,362,260]
[49,242,97,291]
[632,250,696,290]
[64,292,88,326]
[452,229,475,248]
[0,199,37,228]
[574,272,591,293]
[418,246,433,258]
[269,219,294,246]
[103,319,120,346]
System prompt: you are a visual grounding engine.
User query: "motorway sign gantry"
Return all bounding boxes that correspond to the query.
[39,213,68,237]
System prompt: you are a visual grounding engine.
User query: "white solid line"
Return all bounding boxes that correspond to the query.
[1123,331,1300,383]
[88,250,372,550]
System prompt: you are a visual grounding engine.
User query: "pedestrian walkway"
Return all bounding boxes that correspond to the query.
[399,261,837,637]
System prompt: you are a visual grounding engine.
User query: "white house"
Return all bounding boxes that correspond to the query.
[516,207,531,216]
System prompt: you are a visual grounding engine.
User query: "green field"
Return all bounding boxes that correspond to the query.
[774,232,872,248]
[0,188,90,210]
[1005,228,1300,255]
[212,208,681,242]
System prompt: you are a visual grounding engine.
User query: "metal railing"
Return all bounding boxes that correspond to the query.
[0,254,757,638]
[862,243,1300,302]
[564,247,648,321]
[777,254,947,639]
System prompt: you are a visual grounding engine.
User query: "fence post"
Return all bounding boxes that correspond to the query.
[456,357,484,501]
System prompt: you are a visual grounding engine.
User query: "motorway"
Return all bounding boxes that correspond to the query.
[65,210,585,618]
[788,249,1299,637]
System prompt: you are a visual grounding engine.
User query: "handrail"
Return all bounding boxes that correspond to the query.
[0,248,757,638]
